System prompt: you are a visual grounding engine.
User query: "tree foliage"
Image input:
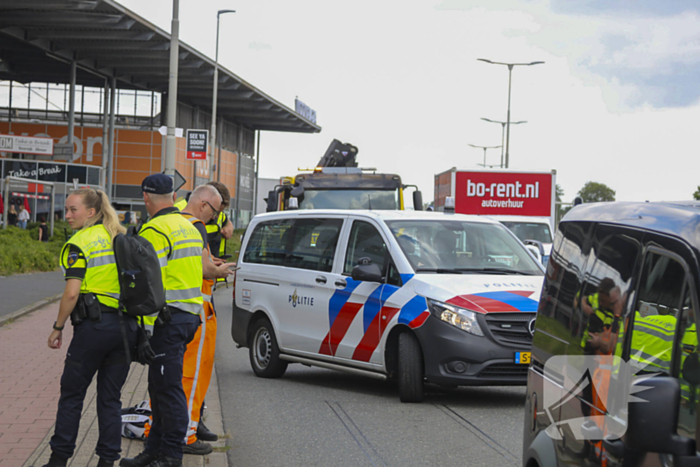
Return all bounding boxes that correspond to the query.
[693,186,700,201]
[578,181,616,203]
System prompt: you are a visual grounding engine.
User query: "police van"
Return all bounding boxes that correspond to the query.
[231,209,545,402]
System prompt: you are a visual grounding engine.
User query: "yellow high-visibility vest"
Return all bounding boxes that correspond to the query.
[139,209,204,327]
[629,314,676,372]
[60,224,120,309]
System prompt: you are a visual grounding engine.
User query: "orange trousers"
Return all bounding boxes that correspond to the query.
[144,300,217,445]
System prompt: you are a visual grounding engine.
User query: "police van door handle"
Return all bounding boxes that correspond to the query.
[335,279,347,288]
[315,276,327,284]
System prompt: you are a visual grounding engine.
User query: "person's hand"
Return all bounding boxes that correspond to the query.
[214,262,237,279]
[211,257,224,266]
[48,330,62,349]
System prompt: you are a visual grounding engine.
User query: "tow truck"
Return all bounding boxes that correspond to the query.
[265,139,423,211]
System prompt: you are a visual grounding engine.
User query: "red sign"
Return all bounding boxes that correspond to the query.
[454,171,553,217]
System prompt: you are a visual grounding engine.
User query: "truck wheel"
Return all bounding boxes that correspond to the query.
[249,318,288,378]
[398,331,424,402]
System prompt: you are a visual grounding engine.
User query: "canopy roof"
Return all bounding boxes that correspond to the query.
[0,0,321,133]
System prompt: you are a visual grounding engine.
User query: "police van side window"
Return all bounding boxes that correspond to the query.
[344,221,387,275]
[286,218,343,272]
[242,219,294,266]
[629,250,687,376]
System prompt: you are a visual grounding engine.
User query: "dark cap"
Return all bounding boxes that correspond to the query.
[141,173,173,195]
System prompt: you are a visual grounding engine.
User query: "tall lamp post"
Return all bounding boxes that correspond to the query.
[468,144,501,168]
[481,118,527,168]
[477,59,544,168]
[210,9,236,182]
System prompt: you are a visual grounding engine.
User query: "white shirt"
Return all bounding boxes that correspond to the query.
[18,209,30,221]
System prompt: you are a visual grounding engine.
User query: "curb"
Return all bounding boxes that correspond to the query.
[0,293,63,327]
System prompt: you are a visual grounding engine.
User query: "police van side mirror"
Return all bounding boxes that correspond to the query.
[351,258,383,283]
[626,377,696,457]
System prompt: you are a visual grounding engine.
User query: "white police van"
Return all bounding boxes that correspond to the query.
[231,209,545,402]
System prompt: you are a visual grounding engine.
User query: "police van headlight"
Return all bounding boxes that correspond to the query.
[427,299,484,337]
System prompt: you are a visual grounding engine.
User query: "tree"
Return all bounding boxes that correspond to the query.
[555,184,568,221]
[693,186,700,201]
[578,181,615,203]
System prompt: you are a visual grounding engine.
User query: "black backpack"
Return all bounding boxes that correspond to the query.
[113,232,166,317]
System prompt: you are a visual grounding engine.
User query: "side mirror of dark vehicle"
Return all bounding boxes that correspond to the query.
[626,376,696,457]
[413,190,423,211]
[351,258,383,283]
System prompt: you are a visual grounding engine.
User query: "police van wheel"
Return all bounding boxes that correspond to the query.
[249,318,288,378]
[398,332,424,402]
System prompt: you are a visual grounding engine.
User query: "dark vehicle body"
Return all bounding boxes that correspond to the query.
[524,201,700,467]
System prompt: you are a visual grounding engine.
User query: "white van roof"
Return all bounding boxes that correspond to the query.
[252,209,502,225]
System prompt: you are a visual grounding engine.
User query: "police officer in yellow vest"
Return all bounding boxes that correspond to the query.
[41,189,137,467]
[203,181,233,260]
[121,175,204,467]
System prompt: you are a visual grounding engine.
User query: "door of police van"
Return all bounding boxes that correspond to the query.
[330,219,402,367]
[273,216,345,355]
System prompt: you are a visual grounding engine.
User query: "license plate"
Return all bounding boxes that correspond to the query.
[515,351,531,364]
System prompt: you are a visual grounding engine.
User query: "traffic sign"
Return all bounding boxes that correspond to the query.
[173,169,186,192]
[161,169,187,193]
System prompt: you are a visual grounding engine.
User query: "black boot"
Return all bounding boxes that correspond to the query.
[119,450,158,467]
[196,421,218,442]
[35,452,67,467]
[183,439,213,455]
[96,459,114,467]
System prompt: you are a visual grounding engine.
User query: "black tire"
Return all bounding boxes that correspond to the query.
[249,317,288,378]
[398,331,424,402]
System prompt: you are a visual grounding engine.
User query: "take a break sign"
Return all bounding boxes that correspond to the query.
[186,129,208,160]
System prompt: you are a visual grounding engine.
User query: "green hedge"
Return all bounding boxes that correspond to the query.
[0,221,72,276]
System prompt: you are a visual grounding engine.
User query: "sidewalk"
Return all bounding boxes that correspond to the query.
[0,300,229,467]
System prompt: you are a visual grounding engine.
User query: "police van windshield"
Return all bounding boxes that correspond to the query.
[299,189,399,210]
[500,221,552,244]
[387,220,544,275]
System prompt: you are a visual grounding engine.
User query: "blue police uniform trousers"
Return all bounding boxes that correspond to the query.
[144,308,200,460]
[50,312,137,461]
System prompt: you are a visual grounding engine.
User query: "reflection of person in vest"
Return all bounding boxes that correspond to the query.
[579,278,622,355]
[630,308,676,373]
[575,278,623,466]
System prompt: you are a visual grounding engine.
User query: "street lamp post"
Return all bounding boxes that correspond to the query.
[477,59,544,168]
[209,9,236,182]
[468,144,502,168]
[481,118,527,168]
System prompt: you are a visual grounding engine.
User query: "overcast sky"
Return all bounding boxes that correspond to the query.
[118,0,700,204]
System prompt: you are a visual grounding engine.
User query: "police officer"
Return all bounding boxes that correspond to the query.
[120,175,203,467]
[204,181,233,261]
[40,188,137,467]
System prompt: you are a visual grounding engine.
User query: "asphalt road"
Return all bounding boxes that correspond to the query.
[213,287,528,467]
[0,270,64,318]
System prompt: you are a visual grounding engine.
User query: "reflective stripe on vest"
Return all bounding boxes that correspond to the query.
[629,314,676,371]
[60,224,121,309]
[139,211,204,316]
